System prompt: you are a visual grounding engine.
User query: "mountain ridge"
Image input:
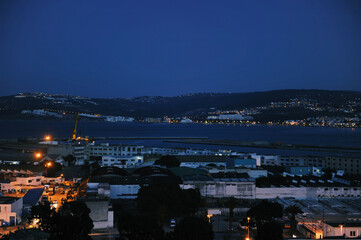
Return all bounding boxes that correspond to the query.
[0,89,360,120]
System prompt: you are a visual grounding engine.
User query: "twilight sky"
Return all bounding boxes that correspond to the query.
[0,0,360,98]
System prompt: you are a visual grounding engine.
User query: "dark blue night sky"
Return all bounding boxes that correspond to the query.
[0,0,360,97]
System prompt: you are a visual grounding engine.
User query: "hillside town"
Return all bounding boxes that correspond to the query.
[1,91,361,128]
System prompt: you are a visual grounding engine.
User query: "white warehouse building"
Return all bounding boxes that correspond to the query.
[101,156,144,168]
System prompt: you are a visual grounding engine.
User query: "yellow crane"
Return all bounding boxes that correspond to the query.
[71,113,79,140]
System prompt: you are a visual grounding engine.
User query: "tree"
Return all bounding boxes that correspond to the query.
[247,200,283,223]
[154,155,180,168]
[174,216,213,240]
[285,204,303,229]
[181,188,203,215]
[117,213,164,240]
[51,201,93,240]
[137,183,182,221]
[224,197,239,240]
[256,222,283,240]
[28,201,93,240]
[45,161,62,177]
[63,154,76,166]
[247,200,283,240]
[137,183,202,222]
[28,202,55,232]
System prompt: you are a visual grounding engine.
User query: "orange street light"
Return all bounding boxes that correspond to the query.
[247,217,251,240]
[45,162,52,177]
[206,214,213,223]
[35,152,42,159]
[45,135,51,141]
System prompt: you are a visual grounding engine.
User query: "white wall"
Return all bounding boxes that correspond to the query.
[110,185,140,199]
[323,223,361,238]
[181,181,255,199]
[14,177,43,186]
[180,162,226,168]
[102,155,143,168]
[316,187,361,198]
[255,187,313,199]
[0,198,23,225]
[93,211,114,229]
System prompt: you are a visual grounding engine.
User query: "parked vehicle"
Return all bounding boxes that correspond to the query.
[170,219,176,228]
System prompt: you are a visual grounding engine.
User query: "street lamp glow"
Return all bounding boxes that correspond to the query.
[35,153,42,158]
[206,214,213,223]
[339,225,343,235]
[45,135,51,141]
[246,217,251,240]
[45,162,52,177]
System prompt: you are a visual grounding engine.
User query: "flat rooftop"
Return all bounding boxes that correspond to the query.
[0,196,20,204]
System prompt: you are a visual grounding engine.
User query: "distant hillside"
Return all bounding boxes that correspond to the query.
[0,90,360,120]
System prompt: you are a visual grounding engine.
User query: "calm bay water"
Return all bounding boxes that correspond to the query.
[0,120,360,156]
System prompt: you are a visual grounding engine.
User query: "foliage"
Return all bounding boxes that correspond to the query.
[28,201,55,232]
[224,197,239,239]
[321,168,334,180]
[137,183,202,221]
[255,175,285,187]
[174,216,214,240]
[247,200,283,222]
[63,154,76,165]
[181,188,203,215]
[45,161,62,177]
[256,222,283,240]
[285,204,303,229]
[28,201,93,240]
[117,213,164,240]
[51,201,93,240]
[154,155,180,168]
[247,200,283,240]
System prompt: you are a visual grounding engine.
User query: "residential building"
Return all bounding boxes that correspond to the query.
[22,188,44,215]
[324,156,361,175]
[14,176,43,186]
[0,197,23,226]
[323,221,361,238]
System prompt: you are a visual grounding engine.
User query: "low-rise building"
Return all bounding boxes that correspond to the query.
[285,166,322,176]
[323,221,361,238]
[181,179,255,199]
[14,176,43,186]
[88,166,181,199]
[0,197,23,226]
[177,156,228,168]
[22,188,44,215]
[226,158,258,169]
[101,155,143,168]
[79,198,114,229]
